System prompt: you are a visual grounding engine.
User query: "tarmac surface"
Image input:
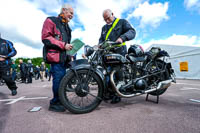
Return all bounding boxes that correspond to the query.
[0,79,199,133]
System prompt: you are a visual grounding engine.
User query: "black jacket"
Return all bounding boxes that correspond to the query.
[20,63,27,74]
[0,38,17,68]
[99,18,136,44]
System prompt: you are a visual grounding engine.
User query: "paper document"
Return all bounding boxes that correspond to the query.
[67,39,85,56]
[28,106,42,112]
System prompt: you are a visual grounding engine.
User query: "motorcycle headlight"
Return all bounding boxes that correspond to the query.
[84,45,94,57]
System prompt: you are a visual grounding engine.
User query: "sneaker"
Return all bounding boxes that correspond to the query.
[11,90,17,96]
[110,95,121,104]
[49,102,66,112]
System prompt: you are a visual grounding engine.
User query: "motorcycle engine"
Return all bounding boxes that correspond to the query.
[135,79,147,90]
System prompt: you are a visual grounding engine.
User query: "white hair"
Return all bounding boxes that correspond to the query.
[28,60,32,63]
[103,9,112,17]
[60,4,73,13]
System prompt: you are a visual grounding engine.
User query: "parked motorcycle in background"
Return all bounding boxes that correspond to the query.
[58,40,176,114]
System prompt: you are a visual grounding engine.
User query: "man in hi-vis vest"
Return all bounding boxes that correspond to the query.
[99,9,136,104]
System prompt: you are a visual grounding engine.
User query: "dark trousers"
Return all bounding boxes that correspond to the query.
[0,66,17,91]
[27,73,32,83]
[50,63,66,104]
[21,72,26,83]
[12,71,16,81]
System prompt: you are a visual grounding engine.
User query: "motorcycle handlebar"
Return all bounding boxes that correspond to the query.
[106,41,121,46]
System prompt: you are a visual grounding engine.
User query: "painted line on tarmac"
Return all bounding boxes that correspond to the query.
[189,99,200,103]
[0,96,49,104]
[176,83,200,86]
[180,87,200,91]
[6,96,26,104]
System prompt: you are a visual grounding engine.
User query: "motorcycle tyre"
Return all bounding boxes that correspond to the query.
[148,61,170,96]
[59,69,103,114]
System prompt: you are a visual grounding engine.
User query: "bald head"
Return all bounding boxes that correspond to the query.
[103,9,114,25]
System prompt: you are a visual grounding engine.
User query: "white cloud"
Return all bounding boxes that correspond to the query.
[184,0,200,13]
[140,34,200,50]
[0,0,64,58]
[0,0,48,52]
[128,1,169,28]
[14,42,42,58]
[31,0,62,14]
[72,0,145,45]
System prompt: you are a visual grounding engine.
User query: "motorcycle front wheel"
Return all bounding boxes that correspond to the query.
[59,69,103,114]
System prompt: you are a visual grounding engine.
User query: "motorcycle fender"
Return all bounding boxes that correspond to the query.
[68,64,106,90]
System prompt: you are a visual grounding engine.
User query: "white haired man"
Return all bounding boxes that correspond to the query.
[41,4,74,112]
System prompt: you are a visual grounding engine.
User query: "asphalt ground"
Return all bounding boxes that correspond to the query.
[0,79,199,133]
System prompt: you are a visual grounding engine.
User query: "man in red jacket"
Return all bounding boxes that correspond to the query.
[41,4,73,112]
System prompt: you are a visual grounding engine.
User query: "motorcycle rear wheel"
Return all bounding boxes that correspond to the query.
[146,60,170,96]
[59,69,103,114]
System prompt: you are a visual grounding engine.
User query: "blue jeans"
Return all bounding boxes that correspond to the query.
[50,63,66,104]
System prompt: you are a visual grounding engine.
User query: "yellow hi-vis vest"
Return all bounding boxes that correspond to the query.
[105,18,125,47]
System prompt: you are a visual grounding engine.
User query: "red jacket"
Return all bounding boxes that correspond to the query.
[41,16,71,64]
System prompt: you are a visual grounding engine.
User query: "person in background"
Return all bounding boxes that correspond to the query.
[41,4,74,112]
[19,59,27,83]
[26,60,33,83]
[45,68,49,79]
[71,53,77,61]
[0,33,18,96]
[99,9,136,104]
[40,62,45,82]
[11,61,17,81]
[34,65,40,80]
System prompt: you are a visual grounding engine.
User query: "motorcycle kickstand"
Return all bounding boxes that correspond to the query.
[145,93,159,104]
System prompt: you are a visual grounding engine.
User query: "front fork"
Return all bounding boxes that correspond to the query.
[70,68,104,100]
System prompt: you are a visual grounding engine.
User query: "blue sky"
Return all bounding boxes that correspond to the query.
[0,0,200,58]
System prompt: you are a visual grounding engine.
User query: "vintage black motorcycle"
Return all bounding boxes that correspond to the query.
[59,41,176,114]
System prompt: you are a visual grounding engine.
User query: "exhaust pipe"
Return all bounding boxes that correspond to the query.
[110,70,173,98]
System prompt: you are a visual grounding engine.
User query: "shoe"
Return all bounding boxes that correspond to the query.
[49,102,66,112]
[11,90,17,96]
[103,94,113,100]
[110,95,121,104]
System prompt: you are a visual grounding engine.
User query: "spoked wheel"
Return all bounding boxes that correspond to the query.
[59,69,103,114]
[146,60,170,96]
